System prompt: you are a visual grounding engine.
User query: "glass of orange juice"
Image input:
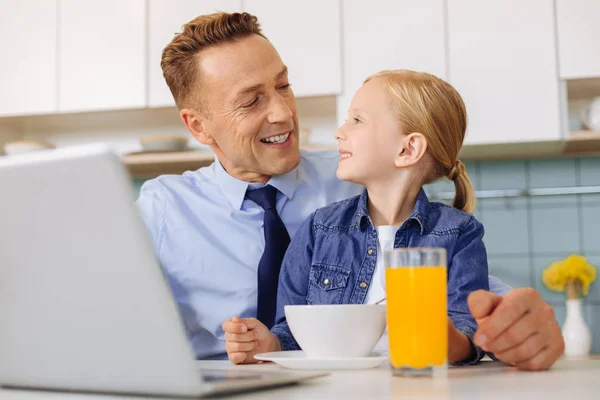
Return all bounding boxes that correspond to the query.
[384,247,447,377]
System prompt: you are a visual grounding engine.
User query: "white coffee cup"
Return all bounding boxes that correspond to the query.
[284,304,386,358]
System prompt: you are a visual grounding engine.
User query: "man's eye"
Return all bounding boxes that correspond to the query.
[243,97,259,108]
[353,117,362,124]
[279,83,291,90]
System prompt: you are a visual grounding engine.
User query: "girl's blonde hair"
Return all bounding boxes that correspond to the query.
[364,70,476,214]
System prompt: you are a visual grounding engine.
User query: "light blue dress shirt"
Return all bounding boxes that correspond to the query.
[137,149,512,359]
[136,150,361,359]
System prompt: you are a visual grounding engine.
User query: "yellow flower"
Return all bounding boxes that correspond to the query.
[542,254,597,296]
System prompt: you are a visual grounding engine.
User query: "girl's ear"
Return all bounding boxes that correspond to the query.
[394,132,428,168]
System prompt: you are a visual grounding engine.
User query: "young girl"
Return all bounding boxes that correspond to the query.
[223,70,489,365]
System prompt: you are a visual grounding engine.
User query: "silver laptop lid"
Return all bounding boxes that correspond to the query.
[0,145,204,397]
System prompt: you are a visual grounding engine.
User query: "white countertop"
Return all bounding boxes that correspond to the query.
[2,357,599,399]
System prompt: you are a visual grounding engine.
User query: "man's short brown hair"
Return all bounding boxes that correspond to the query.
[161,12,266,109]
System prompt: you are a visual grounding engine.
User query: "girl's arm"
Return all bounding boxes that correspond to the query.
[447,216,490,364]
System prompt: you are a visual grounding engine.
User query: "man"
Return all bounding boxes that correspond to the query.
[137,12,564,370]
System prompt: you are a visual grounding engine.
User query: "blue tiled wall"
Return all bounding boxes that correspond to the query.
[132,179,145,198]
[426,156,600,353]
[134,155,600,353]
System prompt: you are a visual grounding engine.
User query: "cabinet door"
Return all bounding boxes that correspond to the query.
[556,0,600,79]
[0,0,57,117]
[448,0,562,145]
[58,0,146,112]
[338,0,446,126]
[148,0,242,108]
[243,0,342,98]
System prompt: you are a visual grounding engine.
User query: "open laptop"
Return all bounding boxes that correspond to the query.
[0,144,325,397]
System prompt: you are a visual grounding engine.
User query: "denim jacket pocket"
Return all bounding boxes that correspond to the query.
[307,264,350,305]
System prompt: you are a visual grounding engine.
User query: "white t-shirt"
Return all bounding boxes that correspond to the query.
[364,225,397,304]
[365,225,399,354]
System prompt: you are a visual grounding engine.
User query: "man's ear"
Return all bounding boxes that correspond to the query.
[180,108,214,145]
[394,132,428,168]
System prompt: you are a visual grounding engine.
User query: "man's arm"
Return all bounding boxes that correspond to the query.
[136,179,166,256]
[488,274,512,296]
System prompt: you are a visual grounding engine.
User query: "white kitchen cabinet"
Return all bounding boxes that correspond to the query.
[338,0,446,127]
[447,0,562,145]
[0,0,57,117]
[148,0,242,108]
[242,0,342,98]
[58,0,146,113]
[556,0,600,79]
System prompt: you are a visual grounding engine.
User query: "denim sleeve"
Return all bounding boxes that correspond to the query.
[270,212,316,351]
[448,216,490,365]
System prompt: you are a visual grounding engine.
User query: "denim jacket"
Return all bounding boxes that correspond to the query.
[271,188,490,364]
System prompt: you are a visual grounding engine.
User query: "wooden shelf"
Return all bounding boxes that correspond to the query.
[459,131,600,160]
[123,135,600,179]
[567,78,600,100]
[122,145,338,179]
[123,150,215,179]
[564,130,600,154]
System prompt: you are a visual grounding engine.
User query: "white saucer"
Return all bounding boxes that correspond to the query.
[254,351,388,370]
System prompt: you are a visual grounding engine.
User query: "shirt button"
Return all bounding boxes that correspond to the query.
[368,248,374,255]
[323,278,330,286]
[360,282,368,289]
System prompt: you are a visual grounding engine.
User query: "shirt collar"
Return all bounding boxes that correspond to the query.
[214,161,249,210]
[355,187,430,233]
[214,160,300,210]
[266,166,298,201]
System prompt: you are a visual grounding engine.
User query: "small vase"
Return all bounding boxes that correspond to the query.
[562,299,591,358]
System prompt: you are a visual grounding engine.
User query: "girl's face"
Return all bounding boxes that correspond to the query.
[334,78,405,185]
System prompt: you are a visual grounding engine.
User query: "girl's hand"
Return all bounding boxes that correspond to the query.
[222,317,282,364]
[448,317,475,363]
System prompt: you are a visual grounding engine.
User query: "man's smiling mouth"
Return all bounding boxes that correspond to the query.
[260,131,291,144]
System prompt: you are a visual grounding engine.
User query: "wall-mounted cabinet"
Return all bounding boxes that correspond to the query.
[556,0,600,79]
[447,0,562,146]
[243,0,342,98]
[338,0,446,126]
[0,0,57,117]
[58,0,147,113]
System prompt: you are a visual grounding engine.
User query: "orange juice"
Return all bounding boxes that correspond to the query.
[386,266,447,369]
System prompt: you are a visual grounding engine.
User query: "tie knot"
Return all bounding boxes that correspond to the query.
[245,185,278,211]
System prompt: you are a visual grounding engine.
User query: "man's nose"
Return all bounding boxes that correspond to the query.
[267,94,293,124]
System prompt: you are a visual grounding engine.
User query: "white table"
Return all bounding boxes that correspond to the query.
[1,358,599,399]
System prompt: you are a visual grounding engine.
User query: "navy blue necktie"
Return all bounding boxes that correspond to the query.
[245,185,291,329]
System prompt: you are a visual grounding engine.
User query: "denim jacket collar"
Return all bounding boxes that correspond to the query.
[355,188,430,234]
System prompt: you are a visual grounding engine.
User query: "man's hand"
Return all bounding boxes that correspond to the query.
[222,317,282,364]
[468,288,565,371]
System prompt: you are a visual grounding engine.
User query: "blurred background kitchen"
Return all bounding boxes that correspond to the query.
[1,1,599,351]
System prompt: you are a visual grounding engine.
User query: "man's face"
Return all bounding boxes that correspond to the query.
[192,34,300,182]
